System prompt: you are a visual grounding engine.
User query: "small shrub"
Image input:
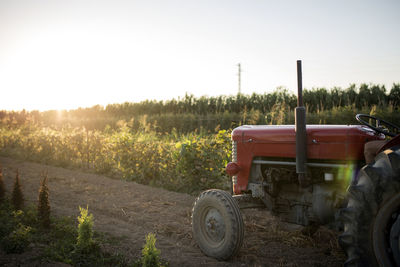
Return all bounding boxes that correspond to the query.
[38,172,51,228]
[76,206,94,251]
[71,207,127,266]
[11,170,24,210]
[1,222,32,254]
[0,167,5,202]
[140,233,164,267]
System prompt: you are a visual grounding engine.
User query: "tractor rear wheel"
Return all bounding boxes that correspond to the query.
[191,189,244,260]
[339,145,400,266]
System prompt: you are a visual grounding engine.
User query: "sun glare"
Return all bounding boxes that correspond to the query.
[0,1,399,111]
[2,22,234,111]
[1,25,136,111]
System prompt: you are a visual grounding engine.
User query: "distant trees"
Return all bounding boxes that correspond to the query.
[101,84,397,116]
[0,83,398,132]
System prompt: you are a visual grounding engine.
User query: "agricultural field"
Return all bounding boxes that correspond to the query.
[0,157,345,266]
[0,85,399,266]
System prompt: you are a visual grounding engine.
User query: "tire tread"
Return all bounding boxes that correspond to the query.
[192,189,244,260]
[339,145,400,266]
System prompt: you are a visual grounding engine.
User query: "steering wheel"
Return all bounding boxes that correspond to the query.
[356,114,400,137]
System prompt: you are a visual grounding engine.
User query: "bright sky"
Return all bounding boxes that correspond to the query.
[1,0,399,111]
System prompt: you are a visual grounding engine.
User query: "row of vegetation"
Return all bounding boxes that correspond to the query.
[0,126,231,194]
[0,167,166,266]
[1,84,399,132]
[104,83,400,115]
[0,85,399,194]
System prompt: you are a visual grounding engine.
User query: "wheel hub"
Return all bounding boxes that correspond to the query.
[204,208,225,243]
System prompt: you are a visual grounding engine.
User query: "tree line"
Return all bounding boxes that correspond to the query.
[1,83,399,132]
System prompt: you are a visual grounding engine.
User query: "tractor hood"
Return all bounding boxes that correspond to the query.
[232,125,383,161]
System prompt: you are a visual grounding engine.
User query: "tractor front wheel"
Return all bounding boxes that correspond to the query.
[191,189,244,260]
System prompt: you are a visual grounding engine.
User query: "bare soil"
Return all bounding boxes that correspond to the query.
[0,157,346,266]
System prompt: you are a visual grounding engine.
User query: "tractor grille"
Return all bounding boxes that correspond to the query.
[232,140,237,162]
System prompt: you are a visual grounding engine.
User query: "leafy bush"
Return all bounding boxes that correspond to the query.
[171,129,231,193]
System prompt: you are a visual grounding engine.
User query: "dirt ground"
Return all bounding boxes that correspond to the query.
[0,157,346,266]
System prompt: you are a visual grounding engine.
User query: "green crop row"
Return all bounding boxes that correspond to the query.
[0,102,398,194]
[0,125,231,194]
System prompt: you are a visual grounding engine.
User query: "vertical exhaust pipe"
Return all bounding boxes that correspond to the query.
[295,60,307,187]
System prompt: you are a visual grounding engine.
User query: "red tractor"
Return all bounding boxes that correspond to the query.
[191,61,400,266]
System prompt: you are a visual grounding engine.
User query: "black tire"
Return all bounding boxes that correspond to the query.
[191,189,244,260]
[339,145,400,266]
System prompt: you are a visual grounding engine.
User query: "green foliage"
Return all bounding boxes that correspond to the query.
[38,173,51,229]
[20,204,39,226]
[11,170,24,210]
[1,222,32,253]
[0,125,232,194]
[71,206,128,266]
[76,206,94,251]
[70,246,127,267]
[0,167,5,203]
[171,130,231,193]
[0,207,34,254]
[138,233,165,267]
[40,216,76,263]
